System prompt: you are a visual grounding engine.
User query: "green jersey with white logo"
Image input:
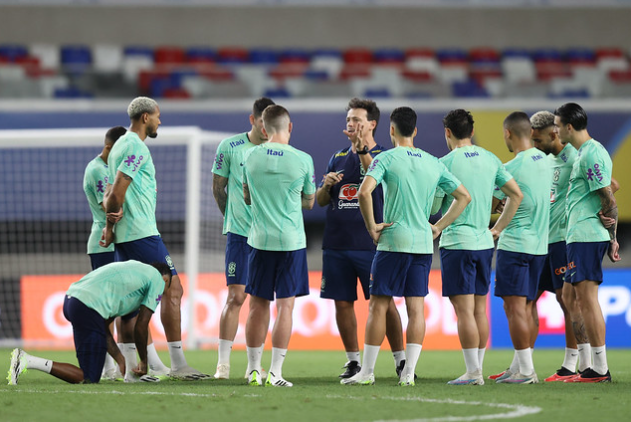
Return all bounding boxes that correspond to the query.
[83,155,114,254]
[367,146,461,254]
[494,148,552,255]
[243,143,316,251]
[566,139,612,244]
[212,132,259,237]
[107,131,160,243]
[66,260,164,319]
[548,143,578,243]
[437,145,513,250]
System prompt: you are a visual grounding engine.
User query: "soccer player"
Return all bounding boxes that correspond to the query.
[492,112,552,385]
[211,97,275,380]
[432,109,522,385]
[82,125,127,380]
[100,97,209,380]
[553,102,620,383]
[316,98,405,379]
[7,261,171,385]
[242,105,315,387]
[343,106,471,386]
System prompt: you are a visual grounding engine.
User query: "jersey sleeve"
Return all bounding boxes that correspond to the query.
[366,155,386,184]
[212,140,231,178]
[584,147,612,192]
[494,161,514,189]
[437,162,461,195]
[116,142,149,179]
[303,154,316,195]
[141,274,165,312]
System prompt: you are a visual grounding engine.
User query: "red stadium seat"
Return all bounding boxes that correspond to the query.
[339,65,371,80]
[154,47,186,64]
[343,48,373,64]
[401,69,433,82]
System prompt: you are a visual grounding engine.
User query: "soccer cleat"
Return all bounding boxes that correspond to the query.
[248,369,262,386]
[567,368,611,383]
[265,372,293,387]
[169,366,212,381]
[339,361,361,379]
[544,367,577,382]
[496,372,538,384]
[562,368,589,383]
[398,373,415,387]
[488,369,508,380]
[340,372,375,385]
[447,371,485,385]
[101,366,124,381]
[395,360,418,380]
[214,364,230,380]
[244,367,267,380]
[139,374,161,383]
[7,348,27,385]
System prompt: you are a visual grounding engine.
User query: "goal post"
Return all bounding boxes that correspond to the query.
[0,126,231,350]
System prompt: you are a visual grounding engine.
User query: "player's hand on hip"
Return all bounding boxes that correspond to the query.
[608,239,621,263]
[490,228,501,241]
[598,211,615,228]
[431,224,442,240]
[370,222,393,244]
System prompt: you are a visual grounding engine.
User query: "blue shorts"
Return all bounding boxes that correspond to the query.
[246,248,310,301]
[495,250,546,301]
[89,252,116,271]
[566,241,609,284]
[538,241,567,293]
[320,249,375,301]
[370,251,432,297]
[225,233,252,286]
[63,296,107,384]
[440,248,494,296]
[115,235,177,275]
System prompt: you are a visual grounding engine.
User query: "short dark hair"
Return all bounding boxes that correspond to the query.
[554,102,588,131]
[390,107,417,137]
[347,97,380,135]
[105,126,127,144]
[503,111,532,138]
[443,109,474,140]
[262,104,290,134]
[253,97,276,118]
[151,262,172,287]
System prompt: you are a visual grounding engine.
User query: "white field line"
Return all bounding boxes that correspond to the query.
[1,390,541,420]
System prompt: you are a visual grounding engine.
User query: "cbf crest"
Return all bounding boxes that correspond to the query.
[228,261,237,277]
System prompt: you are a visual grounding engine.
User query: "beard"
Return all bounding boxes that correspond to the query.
[147,126,158,138]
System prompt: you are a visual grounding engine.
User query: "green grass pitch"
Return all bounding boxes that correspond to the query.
[1,348,629,422]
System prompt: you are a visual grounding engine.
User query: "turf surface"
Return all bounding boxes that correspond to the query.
[1,349,629,422]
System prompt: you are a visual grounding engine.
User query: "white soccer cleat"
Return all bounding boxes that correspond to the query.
[148,366,171,380]
[447,371,485,385]
[248,369,262,386]
[340,372,375,386]
[169,366,212,381]
[214,364,230,379]
[139,374,161,383]
[244,367,267,380]
[124,372,140,383]
[496,371,539,384]
[265,372,293,387]
[101,366,123,381]
[7,349,27,385]
[398,373,415,387]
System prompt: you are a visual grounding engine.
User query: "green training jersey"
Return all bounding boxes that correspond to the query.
[566,139,612,244]
[243,142,316,251]
[494,148,552,255]
[212,132,259,237]
[366,146,461,254]
[83,155,114,254]
[66,260,164,319]
[548,143,578,243]
[107,131,160,243]
[436,145,513,250]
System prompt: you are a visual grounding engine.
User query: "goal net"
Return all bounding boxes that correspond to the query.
[0,126,230,349]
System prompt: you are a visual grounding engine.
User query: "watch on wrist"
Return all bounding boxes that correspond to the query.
[357,146,369,155]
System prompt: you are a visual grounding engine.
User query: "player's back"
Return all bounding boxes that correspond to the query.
[548,143,577,243]
[367,147,460,254]
[496,147,552,255]
[244,142,315,251]
[439,145,512,250]
[83,156,114,254]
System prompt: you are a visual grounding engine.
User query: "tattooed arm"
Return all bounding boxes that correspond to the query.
[212,173,229,216]
[596,185,621,262]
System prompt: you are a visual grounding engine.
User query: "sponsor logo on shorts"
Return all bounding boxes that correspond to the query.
[320,276,326,292]
[228,261,236,277]
[165,255,174,270]
[554,261,576,276]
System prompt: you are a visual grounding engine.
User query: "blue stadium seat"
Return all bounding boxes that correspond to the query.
[249,48,280,65]
[186,47,216,63]
[264,87,291,98]
[124,46,155,59]
[0,44,29,62]
[452,80,490,98]
[53,86,93,98]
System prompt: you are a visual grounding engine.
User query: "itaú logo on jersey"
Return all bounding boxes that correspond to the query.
[338,183,360,200]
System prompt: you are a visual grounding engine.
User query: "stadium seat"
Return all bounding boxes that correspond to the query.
[279,48,311,64]
[53,86,93,99]
[249,48,280,65]
[0,45,29,62]
[452,80,490,98]
[186,47,216,64]
[343,48,373,65]
[154,46,187,65]
[93,44,123,73]
[373,48,405,65]
[60,45,92,74]
[217,47,249,64]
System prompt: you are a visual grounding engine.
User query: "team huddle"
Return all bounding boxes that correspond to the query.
[7,96,619,387]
